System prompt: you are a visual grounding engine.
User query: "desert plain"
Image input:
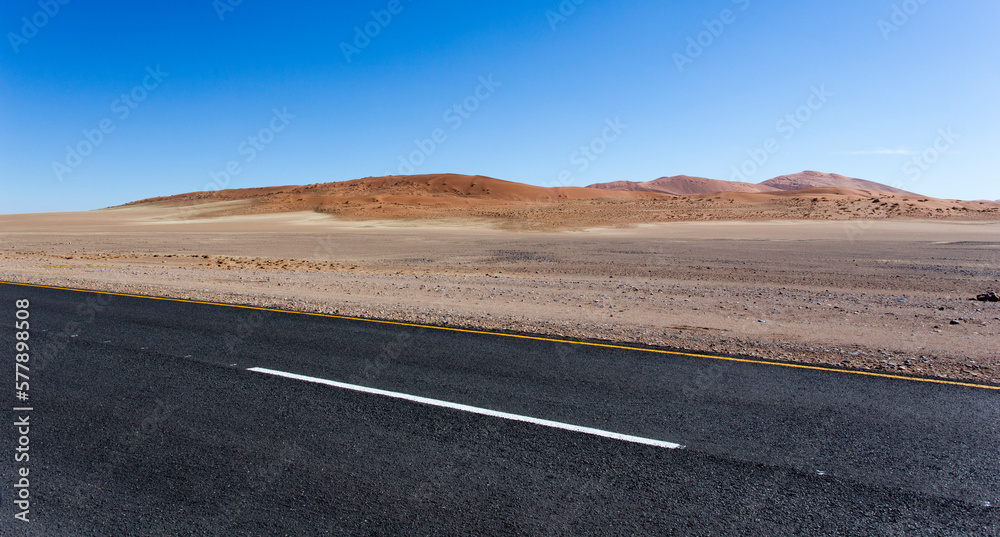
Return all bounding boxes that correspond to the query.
[2,173,999,386]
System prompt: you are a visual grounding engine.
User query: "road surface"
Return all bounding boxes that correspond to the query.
[1,282,997,535]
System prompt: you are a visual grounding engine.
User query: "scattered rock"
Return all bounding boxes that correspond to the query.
[949,320,961,325]
[976,291,999,302]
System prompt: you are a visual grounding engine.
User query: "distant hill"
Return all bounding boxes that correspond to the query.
[760,171,916,195]
[124,173,923,213]
[119,173,667,211]
[588,171,917,196]
[587,175,777,196]
[110,172,998,229]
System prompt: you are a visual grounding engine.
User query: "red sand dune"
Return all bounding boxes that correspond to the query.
[117,173,999,229]
[122,173,670,209]
[588,175,777,195]
[590,171,916,196]
[761,171,916,195]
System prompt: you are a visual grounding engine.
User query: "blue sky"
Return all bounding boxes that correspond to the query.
[2,0,998,213]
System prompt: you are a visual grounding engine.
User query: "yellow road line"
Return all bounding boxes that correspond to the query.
[3,280,998,391]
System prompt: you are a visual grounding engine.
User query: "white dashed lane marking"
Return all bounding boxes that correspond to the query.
[248,367,685,450]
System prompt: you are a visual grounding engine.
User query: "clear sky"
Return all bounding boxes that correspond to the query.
[2,0,998,213]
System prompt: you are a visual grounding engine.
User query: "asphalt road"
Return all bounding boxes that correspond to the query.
[1,282,998,536]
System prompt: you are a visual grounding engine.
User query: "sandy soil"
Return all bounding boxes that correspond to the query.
[2,208,998,385]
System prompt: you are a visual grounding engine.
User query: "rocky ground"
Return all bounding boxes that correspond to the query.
[2,218,998,386]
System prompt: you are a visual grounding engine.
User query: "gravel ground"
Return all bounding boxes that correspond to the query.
[2,220,998,386]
